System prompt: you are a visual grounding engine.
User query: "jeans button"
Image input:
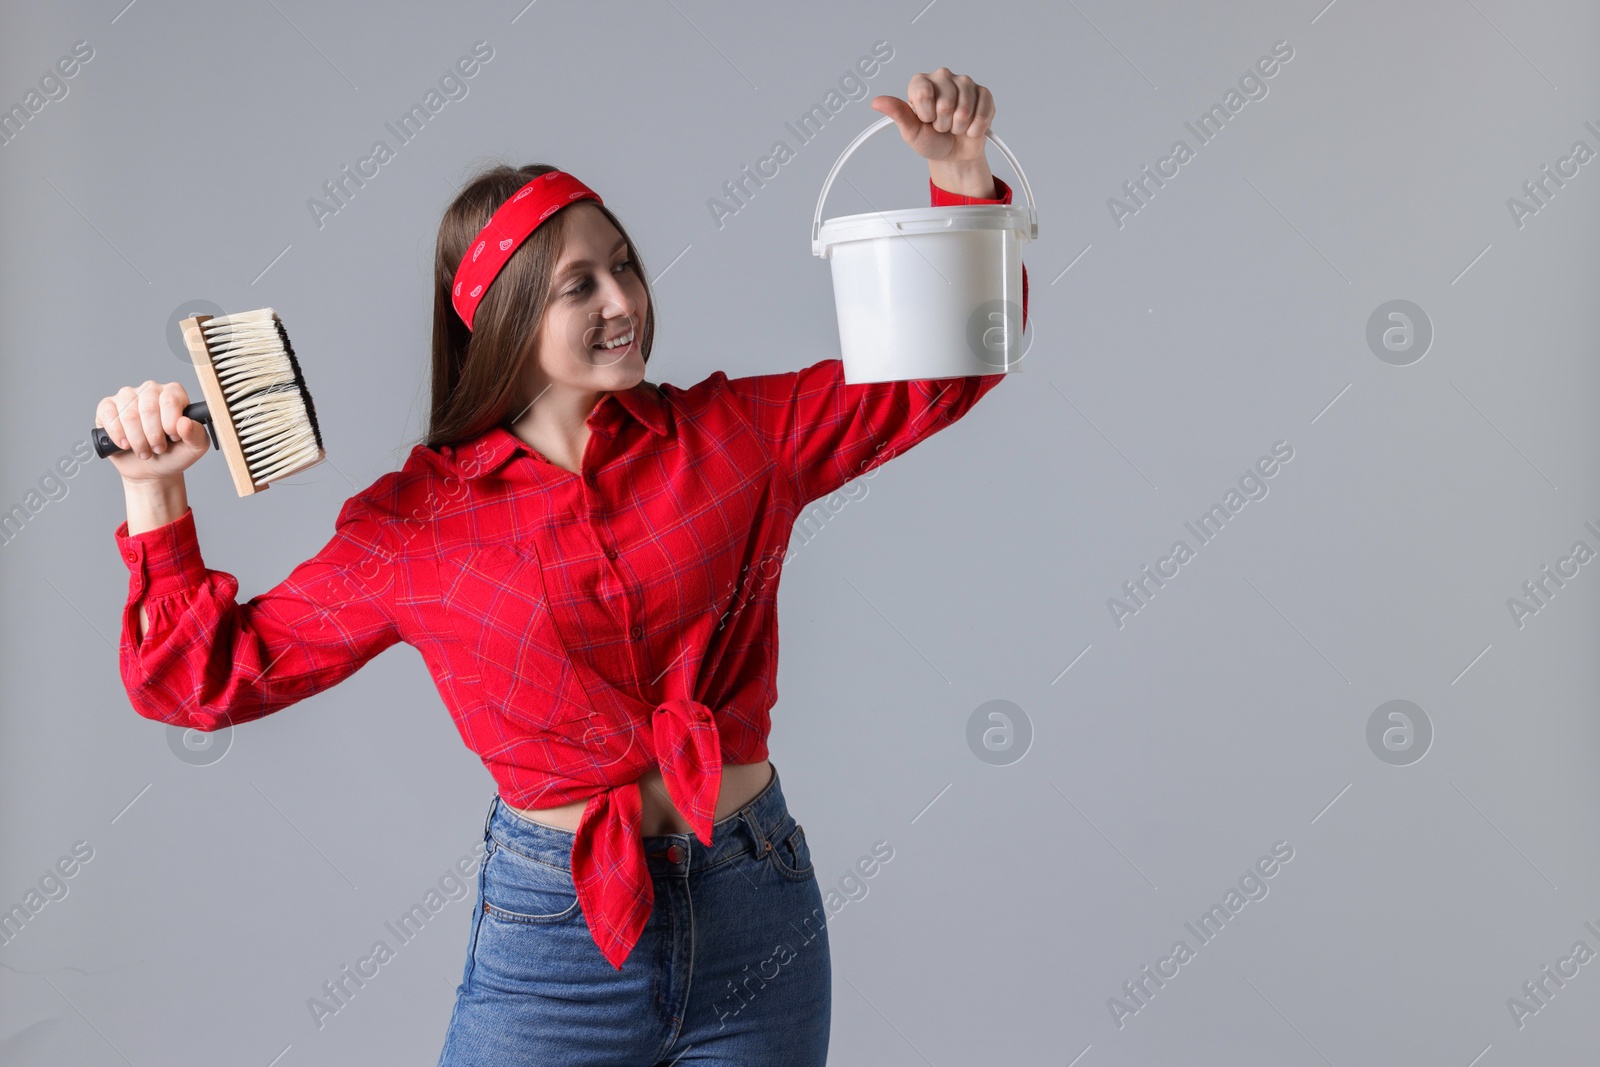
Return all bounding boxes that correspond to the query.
[666,844,683,863]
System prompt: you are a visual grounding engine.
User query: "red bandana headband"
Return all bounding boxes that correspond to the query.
[451,170,603,331]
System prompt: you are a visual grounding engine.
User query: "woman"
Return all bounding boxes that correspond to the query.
[97,68,1028,1065]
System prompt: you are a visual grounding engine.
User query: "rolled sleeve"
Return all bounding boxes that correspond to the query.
[115,509,209,602]
[929,174,1013,206]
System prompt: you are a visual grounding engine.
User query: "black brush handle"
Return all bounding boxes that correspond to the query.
[93,402,220,457]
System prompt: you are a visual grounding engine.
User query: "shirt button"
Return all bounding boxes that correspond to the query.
[630,624,644,640]
[583,471,597,486]
[125,551,138,563]
[604,546,617,560]
[666,845,683,863]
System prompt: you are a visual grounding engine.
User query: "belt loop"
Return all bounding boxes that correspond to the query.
[740,805,769,856]
[484,793,498,839]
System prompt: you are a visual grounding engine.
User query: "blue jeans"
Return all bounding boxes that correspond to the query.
[438,766,832,1065]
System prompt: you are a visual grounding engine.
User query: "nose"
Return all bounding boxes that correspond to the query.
[601,279,637,318]
[593,280,641,335]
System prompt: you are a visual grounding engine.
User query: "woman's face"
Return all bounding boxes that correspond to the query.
[528,202,649,398]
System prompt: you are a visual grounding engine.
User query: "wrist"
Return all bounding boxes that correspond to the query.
[928,159,996,199]
[123,475,189,535]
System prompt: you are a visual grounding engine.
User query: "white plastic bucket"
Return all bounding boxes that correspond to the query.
[812,115,1038,384]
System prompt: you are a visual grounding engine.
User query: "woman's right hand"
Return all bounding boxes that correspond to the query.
[96,380,210,483]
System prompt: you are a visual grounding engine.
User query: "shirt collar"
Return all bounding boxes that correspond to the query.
[451,381,670,480]
[608,380,670,437]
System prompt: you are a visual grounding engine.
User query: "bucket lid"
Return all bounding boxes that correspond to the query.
[815,203,1031,259]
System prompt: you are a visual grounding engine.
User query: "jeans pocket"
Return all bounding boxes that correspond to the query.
[480,837,583,924]
[767,818,815,882]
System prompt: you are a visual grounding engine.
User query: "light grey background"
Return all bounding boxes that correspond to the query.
[3,0,1598,1063]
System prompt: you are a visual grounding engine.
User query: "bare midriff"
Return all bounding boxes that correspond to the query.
[505,760,775,836]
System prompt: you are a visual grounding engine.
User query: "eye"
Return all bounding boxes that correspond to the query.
[564,258,633,300]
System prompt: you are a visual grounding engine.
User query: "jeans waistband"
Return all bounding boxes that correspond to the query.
[484,764,791,877]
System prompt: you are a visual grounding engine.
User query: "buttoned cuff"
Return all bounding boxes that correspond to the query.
[930,175,1013,206]
[115,508,208,601]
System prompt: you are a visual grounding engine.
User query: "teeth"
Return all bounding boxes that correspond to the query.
[595,329,633,350]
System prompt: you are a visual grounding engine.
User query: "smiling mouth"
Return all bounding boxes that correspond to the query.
[592,327,635,353]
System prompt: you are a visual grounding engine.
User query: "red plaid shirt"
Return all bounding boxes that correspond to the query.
[115,177,1028,968]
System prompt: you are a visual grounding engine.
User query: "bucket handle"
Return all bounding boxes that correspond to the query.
[811,114,1038,257]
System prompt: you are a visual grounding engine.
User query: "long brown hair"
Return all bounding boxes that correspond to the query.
[427,163,656,449]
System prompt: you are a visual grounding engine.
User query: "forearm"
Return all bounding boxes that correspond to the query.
[123,476,189,636]
[928,158,997,200]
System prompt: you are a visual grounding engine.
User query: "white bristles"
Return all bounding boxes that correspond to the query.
[199,308,324,485]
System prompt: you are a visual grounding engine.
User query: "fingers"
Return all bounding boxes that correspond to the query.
[906,72,936,124]
[97,382,190,458]
[137,381,166,456]
[967,85,995,140]
[114,386,150,458]
[96,392,130,450]
[157,382,191,445]
[906,68,992,137]
[947,74,978,137]
[925,67,958,133]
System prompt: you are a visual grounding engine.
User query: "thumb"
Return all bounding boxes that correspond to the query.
[175,415,211,454]
[870,96,923,144]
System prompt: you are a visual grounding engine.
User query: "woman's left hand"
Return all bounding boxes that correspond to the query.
[871,67,997,197]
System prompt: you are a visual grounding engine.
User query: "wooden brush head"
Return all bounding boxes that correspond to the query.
[180,312,325,497]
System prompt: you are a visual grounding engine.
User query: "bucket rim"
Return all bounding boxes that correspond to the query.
[815,203,1031,256]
